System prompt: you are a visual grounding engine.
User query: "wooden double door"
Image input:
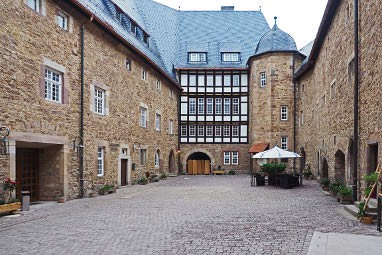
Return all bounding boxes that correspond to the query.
[16,148,39,202]
[187,160,211,175]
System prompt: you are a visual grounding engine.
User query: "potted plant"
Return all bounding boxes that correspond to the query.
[228,170,236,175]
[319,177,330,191]
[357,201,373,224]
[329,180,345,196]
[98,184,115,195]
[160,173,167,180]
[337,186,353,204]
[0,178,21,214]
[137,176,148,185]
[303,165,313,180]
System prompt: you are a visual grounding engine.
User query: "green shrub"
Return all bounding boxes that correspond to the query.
[260,163,286,175]
[319,177,330,187]
[228,170,236,175]
[137,176,148,185]
[363,173,378,185]
[365,186,372,197]
[160,173,167,180]
[99,184,114,192]
[338,186,352,196]
[329,180,345,194]
[357,201,366,218]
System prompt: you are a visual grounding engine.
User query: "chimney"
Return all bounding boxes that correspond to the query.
[221,6,234,11]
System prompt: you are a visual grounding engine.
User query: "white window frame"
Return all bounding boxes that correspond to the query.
[215,126,222,136]
[206,75,214,86]
[189,75,196,86]
[281,136,288,150]
[206,126,213,137]
[56,11,68,31]
[198,126,204,137]
[44,68,62,103]
[181,125,187,136]
[140,107,147,128]
[94,87,105,115]
[232,75,240,86]
[189,126,196,136]
[215,98,222,114]
[125,58,131,71]
[154,150,160,168]
[224,152,231,165]
[281,106,288,121]
[155,113,161,132]
[97,147,104,176]
[223,126,230,137]
[232,98,239,114]
[206,98,213,114]
[232,126,239,137]
[189,98,196,114]
[27,0,40,12]
[222,53,240,62]
[169,120,174,135]
[156,79,161,91]
[260,72,266,87]
[198,98,204,114]
[189,52,207,62]
[232,152,239,165]
[224,75,231,86]
[141,68,147,81]
[224,98,231,115]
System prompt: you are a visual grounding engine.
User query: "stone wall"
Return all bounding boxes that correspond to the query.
[0,0,179,199]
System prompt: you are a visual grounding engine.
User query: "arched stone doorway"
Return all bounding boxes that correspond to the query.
[187,152,211,175]
[322,157,328,179]
[168,150,176,174]
[335,150,345,181]
[300,147,306,173]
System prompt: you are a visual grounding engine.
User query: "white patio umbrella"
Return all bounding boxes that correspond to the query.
[252,145,301,159]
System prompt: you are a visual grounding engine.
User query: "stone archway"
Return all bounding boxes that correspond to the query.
[322,157,328,179]
[168,150,176,174]
[335,150,345,181]
[182,148,215,171]
[185,151,212,175]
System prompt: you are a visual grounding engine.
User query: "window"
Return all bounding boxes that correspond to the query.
[206,75,213,86]
[198,98,204,114]
[189,98,196,114]
[215,75,222,86]
[94,87,105,114]
[206,126,213,136]
[224,152,230,165]
[131,22,137,35]
[156,79,161,91]
[140,107,147,128]
[125,58,131,71]
[222,53,240,62]
[139,149,147,165]
[224,98,230,114]
[223,126,230,137]
[169,120,174,135]
[181,125,187,136]
[154,150,160,168]
[97,147,104,176]
[189,126,196,136]
[189,52,207,62]
[232,126,239,137]
[215,126,222,136]
[281,106,288,121]
[56,11,68,30]
[224,75,231,86]
[169,89,174,99]
[233,75,240,86]
[27,0,40,12]
[141,68,147,81]
[198,75,205,86]
[45,68,62,103]
[198,126,204,137]
[260,72,266,87]
[215,98,222,114]
[206,98,213,114]
[232,152,239,165]
[232,98,239,114]
[281,136,288,150]
[155,113,161,131]
[189,75,196,86]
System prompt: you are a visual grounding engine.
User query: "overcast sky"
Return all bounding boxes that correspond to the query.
[154,0,328,49]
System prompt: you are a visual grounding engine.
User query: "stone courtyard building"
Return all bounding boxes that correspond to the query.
[0,0,381,202]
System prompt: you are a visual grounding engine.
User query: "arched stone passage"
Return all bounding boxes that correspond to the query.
[182,148,215,171]
[184,150,213,175]
[334,150,345,181]
[168,150,176,174]
[322,157,328,179]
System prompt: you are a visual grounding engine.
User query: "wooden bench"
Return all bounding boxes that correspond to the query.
[212,170,226,175]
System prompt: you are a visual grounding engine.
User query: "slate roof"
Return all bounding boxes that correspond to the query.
[72,0,300,81]
[255,22,297,56]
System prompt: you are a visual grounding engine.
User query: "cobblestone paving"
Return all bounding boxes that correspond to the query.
[1,176,381,255]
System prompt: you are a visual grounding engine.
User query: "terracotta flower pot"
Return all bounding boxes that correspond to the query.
[360,216,373,225]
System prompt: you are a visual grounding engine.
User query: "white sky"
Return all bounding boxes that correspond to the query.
[154,0,328,49]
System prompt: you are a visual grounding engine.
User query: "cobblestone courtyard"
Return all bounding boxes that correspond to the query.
[1,175,381,254]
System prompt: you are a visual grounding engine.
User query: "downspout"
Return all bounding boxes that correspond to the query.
[79,25,85,198]
[353,0,359,202]
[292,53,297,174]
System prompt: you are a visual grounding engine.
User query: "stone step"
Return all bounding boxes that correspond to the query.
[354,201,378,213]
[343,204,378,219]
[369,198,378,207]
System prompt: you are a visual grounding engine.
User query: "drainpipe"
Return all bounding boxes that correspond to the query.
[353,0,359,202]
[79,25,85,198]
[292,53,297,174]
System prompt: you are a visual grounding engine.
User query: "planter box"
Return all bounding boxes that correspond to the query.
[337,194,353,204]
[0,202,21,214]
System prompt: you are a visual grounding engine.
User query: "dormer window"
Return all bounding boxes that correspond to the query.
[131,22,137,35]
[222,53,240,62]
[189,53,207,63]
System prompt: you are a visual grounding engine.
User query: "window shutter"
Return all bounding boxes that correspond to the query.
[39,65,45,98]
